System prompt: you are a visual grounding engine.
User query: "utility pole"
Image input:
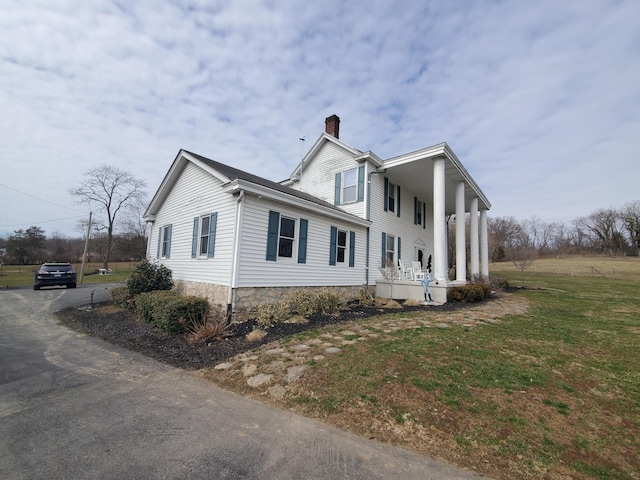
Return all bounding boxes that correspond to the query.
[79,211,92,283]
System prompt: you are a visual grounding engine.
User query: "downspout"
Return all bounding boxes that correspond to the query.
[227,190,245,321]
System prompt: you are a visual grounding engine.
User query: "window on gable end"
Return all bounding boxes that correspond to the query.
[193,213,218,258]
[342,168,357,203]
[158,224,172,259]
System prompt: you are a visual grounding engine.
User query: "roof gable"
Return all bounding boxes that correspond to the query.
[144,149,370,227]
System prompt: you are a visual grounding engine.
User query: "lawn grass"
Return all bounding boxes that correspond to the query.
[277,262,640,479]
[0,262,137,287]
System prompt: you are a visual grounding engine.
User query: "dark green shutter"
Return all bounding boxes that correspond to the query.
[207,212,217,258]
[157,227,161,258]
[398,236,402,260]
[383,177,389,211]
[165,225,172,259]
[414,197,418,225]
[381,232,386,266]
[191,217,199,258]
[298,218,308,264]
[334,173,341,205]
[266,210,279,261]
[397,186,401,217]
[357,165,365,201]
[349,231,355,267]
[329,226,337,266]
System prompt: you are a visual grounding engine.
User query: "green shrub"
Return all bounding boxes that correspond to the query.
[288,289,316,317]
[111,260,174,310]
[254,303,275,328]
[254,287,343,328]
[314,287,341,315]
[110,285,132,309]
[447,282,492,302]
[127,260,173,298]
[134,290,209,334]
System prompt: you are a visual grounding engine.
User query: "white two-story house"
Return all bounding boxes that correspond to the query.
[144,115,491,316]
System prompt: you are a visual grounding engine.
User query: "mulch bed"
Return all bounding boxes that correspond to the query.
[56,300,465,371]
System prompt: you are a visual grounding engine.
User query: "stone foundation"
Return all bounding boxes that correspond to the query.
[173,280,369,321]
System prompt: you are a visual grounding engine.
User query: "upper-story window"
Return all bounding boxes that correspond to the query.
[342,168,357,203]
[334,165,365,205]
[384,177,401,217]
[388,181,396,212]
[414,197,426,228]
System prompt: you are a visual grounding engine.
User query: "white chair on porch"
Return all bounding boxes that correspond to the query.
[411,261,425,281]
[397,259,414,280]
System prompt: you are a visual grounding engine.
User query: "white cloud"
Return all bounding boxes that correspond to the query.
[1,0,638,237]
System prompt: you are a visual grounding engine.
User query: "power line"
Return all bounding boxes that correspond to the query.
[0,183,87,213]
[0,215,87,229]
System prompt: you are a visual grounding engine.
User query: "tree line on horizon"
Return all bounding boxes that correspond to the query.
[0,162,637,269]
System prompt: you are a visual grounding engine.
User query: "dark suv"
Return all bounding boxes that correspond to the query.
[33,262,77,290]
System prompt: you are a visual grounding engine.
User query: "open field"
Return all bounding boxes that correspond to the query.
[0,262,137,288]
[492,255,640,280]
[208,257,640,479]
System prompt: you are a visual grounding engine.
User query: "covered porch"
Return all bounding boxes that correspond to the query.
[378,143,491,301]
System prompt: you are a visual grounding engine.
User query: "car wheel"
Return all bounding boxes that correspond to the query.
[68,283,77,289]
[33,285,40,290]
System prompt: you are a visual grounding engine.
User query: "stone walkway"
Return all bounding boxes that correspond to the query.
[208,293,529,398]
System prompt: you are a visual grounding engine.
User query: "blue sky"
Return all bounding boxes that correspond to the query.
[1,0,639,238]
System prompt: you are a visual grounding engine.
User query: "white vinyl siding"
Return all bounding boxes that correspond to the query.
[294,141,367,219]
[369,174,434,283]
[235,195,367,288]
[149,162,236,286]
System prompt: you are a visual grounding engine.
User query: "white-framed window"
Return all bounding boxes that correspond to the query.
[191,212,217,259]
[342,168,357,203]
[266,210,308,263]
[416,199,423,225]
[278,216,296,258]
[336,229,347,263]
[334,165,364,205]
[157,224,172,259]
[388,181,396,213]
[386,234,395,266]
[199,215,211,256]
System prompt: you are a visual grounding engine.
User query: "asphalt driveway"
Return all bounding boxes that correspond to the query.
[0,284,481,479]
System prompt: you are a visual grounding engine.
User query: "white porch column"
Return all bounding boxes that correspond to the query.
[480,209,489,277]
[433,157,448,282]
[455,181,467,282]
[469,197,479,277]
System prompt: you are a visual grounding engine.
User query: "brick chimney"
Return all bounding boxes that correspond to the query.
[325,114,340,139]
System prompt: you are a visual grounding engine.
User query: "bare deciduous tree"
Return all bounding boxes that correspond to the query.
[488,216,520,262]
[510,227,537,287]
[69,165,146,269]
[620,201,640,256]
[585,208,625,256]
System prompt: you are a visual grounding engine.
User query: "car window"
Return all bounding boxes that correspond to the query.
[42,265,74,272]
